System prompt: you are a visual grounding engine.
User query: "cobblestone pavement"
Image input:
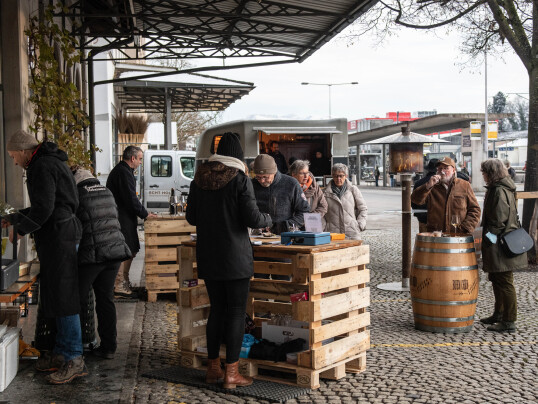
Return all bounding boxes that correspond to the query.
[127,221,538,404]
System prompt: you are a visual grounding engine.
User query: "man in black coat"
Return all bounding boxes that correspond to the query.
[187,132,272,388]
[4,130,87,384]
[106,146,156,297]
[268,141,288,174]
[73,168,132,359]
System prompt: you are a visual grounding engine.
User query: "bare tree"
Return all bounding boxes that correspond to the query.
[348,1,537,232]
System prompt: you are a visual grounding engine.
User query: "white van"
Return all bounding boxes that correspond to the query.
[196,118,349,179]
[142,150,196,211]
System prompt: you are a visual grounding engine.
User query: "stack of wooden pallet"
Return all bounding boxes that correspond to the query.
[177,240,370,389]
[144,215,195,302]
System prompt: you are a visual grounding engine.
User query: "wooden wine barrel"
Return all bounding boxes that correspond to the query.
[410,233,479,333]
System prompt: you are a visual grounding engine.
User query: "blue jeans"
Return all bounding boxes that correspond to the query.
[53,314,83,361]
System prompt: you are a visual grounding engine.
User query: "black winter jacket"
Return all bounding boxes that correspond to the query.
[76,178,132,266]
[186,161,272,280]
[106,160,147,255]
[19,142,82,317]
[252,171,310,234]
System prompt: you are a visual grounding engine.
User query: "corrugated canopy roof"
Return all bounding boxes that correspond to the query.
[114,72,254,112]
[59,0,378,63]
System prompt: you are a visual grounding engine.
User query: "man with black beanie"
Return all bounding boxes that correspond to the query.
[186,132,271,389]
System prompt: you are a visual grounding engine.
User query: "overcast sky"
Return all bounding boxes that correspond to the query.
[210,26,528,123]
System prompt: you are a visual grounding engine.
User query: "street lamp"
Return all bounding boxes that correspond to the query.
[301,81,358,118]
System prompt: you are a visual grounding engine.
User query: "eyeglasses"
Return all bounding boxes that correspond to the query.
[255,175,272,182]
[333,174,346,178]
[437,166,452,172]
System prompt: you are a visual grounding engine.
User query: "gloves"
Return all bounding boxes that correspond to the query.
[485,232,497,244]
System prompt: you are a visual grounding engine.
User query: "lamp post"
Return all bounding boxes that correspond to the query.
[301,81,358,118]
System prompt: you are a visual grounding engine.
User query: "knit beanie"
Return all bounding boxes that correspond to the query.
[254,154,277,174]
[73,168,95,185]
[6,130,39,151]
[216,132,244,161]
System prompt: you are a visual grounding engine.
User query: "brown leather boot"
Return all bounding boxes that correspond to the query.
[205,357,224,384]
[223,361,253,389]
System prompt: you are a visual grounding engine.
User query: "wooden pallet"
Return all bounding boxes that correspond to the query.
[145,215,195,301]
[177,349,366,389]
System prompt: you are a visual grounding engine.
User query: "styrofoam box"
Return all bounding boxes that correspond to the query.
[0,328,19,392]
[262,321,310,350]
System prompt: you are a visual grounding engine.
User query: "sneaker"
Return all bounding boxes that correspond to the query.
[114,281,136,298]
[36,352,65,372]
[92,346,115,360]
[46,356,89,384]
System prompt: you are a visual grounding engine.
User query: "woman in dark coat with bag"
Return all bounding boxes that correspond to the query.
[480,158,527,333]
[186,132,272,388]
[72,168,132,359]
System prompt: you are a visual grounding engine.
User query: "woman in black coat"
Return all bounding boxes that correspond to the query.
[186,132,271,389]
[73,168,132,358]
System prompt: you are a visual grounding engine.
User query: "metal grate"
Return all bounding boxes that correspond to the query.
[142,366,311,403]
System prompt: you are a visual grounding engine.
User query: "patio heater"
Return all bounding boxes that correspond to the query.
[365,125,447,292]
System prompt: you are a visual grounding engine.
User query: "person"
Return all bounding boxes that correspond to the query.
[411,157,480,234]
[251,154,310,234]
[479,159,527,333]
[268,141,288,174]
[412,159,439,233]
[323,163,368,240]
[106,146,157,297]
[289,160,328,217]
[72,167,132,359]
[186,132,272,388]
[374,165,380,187]
[504,160,516,181]
[4,130,87,384]
[461,165,470,177]
[310,150,331,177]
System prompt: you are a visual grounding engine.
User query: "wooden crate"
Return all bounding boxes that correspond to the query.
[144,215,195,302]
[177,240,370,389]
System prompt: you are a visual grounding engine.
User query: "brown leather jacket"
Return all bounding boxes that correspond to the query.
[411,176,481,234]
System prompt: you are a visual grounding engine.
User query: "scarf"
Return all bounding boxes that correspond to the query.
[209,154,245,173]
[331,180,348,199]
[301,175,313,191]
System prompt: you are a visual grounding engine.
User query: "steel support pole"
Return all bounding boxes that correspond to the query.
[164,90,172,149]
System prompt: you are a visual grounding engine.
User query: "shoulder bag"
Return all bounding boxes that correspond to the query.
[499,190,534,257]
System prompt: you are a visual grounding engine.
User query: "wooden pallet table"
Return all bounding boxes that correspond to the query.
[178,239,370,389]
[144,214,195,302]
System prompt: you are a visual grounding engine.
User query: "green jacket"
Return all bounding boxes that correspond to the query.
[481,177,527,272]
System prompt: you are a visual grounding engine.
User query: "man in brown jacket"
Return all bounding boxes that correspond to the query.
[411,157,480,234]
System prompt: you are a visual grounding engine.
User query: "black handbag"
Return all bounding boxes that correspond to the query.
[500,227,534,257]
[499,190,534,257]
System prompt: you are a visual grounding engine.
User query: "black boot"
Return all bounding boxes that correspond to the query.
[487,321,516,333]
[479,312,502,325]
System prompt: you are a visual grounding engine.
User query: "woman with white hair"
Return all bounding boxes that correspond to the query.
[289,159,327,217]
[323,163,368,239]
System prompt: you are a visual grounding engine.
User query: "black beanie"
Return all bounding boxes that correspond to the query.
[217,132,244,161]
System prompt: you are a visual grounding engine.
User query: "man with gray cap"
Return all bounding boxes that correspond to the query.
[3,130,87,384]
[251,154,310,235]
[411,156,480,234]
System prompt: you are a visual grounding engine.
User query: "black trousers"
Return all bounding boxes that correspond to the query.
[79,262,120,351]
[488,271,517,322]
[204,278,250,363]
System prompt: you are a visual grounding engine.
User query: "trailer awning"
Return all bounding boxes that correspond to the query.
[253,127,342,134]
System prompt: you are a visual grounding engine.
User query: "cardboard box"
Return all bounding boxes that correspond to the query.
[262,321,309,350]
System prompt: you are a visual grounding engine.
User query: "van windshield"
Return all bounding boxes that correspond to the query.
[181,157,195,179]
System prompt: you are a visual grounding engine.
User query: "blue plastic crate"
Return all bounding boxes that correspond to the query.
[280,231,331,246]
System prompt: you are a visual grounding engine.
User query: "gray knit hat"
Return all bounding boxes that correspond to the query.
[254,154,277,175]
[6,130,39,151]
[73,168,95,185]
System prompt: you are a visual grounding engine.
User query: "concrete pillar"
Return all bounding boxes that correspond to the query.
[164,90,172,149]
[471,138,486,192]
[1,1,35,261]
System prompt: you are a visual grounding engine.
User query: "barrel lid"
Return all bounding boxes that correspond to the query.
[417,233,474,244]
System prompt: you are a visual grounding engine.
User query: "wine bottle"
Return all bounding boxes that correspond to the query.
[169,188,176,215]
